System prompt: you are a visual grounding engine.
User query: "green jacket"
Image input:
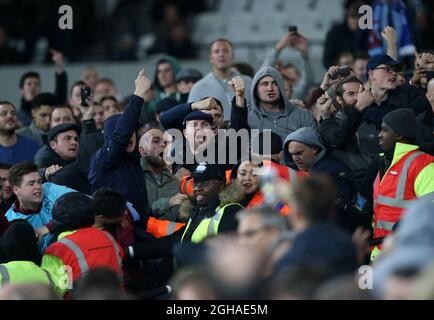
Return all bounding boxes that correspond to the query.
[141,158,181,221]
[140,55,181,125]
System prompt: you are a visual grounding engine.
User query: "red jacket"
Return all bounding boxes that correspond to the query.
[45,227,124,282]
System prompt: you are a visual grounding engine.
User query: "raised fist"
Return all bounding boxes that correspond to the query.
[228,76,245,98]
[191,97,218,111]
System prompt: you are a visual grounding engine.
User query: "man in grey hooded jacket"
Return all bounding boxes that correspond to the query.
[282,127,352,207]
[246,67,317,142]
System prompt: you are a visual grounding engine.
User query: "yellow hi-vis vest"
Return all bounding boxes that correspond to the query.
[0,261,55,288]
[181,203,242,244]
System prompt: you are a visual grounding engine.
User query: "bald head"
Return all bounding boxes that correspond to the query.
[426,78,434,108]
[139,129,167,168]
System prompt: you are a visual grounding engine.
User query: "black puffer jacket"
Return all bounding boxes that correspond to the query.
[34,144,71,168]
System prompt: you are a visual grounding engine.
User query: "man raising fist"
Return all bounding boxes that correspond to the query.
[88,70,152,216]
[228,76,246,108]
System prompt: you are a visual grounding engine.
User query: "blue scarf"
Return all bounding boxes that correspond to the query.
[368,0,415,57]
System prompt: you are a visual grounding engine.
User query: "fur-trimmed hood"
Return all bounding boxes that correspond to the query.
[178,180,246,222]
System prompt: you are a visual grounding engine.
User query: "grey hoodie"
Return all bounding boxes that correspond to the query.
[247,67,317,142]
[282,127,326,167]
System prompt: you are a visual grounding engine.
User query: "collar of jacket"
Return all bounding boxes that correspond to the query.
[140,158,174,181]
[29,121,49,136]
[389,142,420,168]
[178,180,246,222]
[256,103,288,117]
[140,158,176,186]
[57,230,78,241]
[211,69,239,83]
[13,198,42,215]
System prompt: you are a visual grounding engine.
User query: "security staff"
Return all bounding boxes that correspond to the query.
[371,109,434,260]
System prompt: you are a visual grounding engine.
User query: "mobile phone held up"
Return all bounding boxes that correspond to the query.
[80,86,91,107]
[288,26,298,34]
[330,66,352,80]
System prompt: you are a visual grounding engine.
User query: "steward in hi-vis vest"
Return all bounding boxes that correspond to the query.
[180,163,243,243]
[41,192,124,297]
[126,162,244,261]
[371,109,434,260]
[0,222,54,291]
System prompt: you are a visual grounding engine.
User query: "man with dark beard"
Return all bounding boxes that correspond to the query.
[0,101,39,165]
[318,76,372,171]
[139,129,186,222]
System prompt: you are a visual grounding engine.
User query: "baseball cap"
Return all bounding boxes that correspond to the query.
[192,163,226,182]
[366,55,405,77]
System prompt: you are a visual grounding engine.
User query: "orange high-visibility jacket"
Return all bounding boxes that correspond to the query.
[373,147,434,248]
[146,216,185,238]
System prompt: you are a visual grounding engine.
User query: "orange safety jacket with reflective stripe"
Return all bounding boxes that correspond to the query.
[180,175,194,197]
[146,216,185,238]
[373,149,434,247]
[45,227,124,282]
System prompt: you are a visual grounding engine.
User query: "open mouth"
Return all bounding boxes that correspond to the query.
[196,135,207,143]
[242,182,252,190]
[33,191,42,197]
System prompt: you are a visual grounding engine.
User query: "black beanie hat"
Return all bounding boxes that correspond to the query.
[51,192,93,233]
[383,109,417,141]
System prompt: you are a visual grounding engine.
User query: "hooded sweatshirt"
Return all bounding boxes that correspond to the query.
[247,67,317,142]
[140,56,182,125]
[283,127,352,205]
[282,127,326,168]
[153,56,181,94]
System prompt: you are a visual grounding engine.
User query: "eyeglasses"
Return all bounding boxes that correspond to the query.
[373,66,398,74]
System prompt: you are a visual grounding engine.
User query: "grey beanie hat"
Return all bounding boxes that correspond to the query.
[382,109,417,141]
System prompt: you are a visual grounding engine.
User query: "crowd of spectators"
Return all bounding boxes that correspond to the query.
[0,0,433,301]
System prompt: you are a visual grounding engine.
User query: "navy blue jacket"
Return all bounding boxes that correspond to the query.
[311,156,353,205]
[160,100,248,131]
[88,95,151,215]
[274,222,358,278]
